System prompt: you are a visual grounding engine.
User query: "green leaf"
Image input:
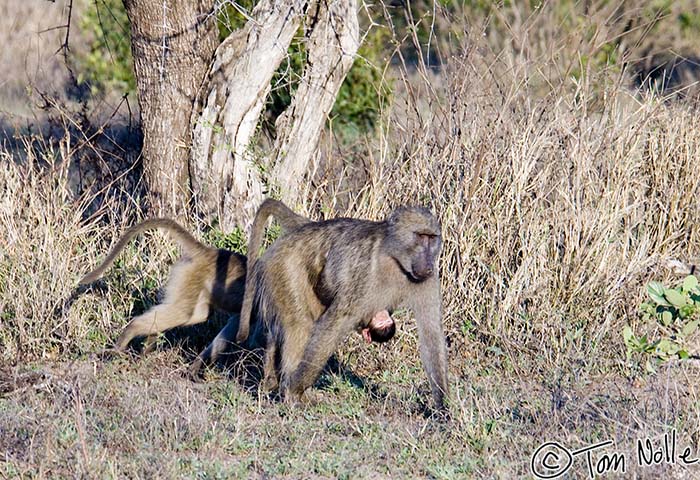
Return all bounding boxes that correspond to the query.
[622,326,633,344]
[648,282,671,306]
[657,339,672,353]
[661,311,673,326]
[683,275,699,292]
[679,305,695,319]
[645,360,657,374]
[665,289,687,308]
[682,320,698,337]
[678,350,690,360]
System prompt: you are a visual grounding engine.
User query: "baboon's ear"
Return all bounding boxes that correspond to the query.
[387,211,398,225]
[387,207,407,225]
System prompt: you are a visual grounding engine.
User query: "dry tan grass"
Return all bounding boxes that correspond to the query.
[0,1,79,116]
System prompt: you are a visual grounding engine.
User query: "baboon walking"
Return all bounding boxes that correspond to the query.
[80,219,248,351]
[238,202,448,410]
[238,200,396,344]
[190,201,396,378]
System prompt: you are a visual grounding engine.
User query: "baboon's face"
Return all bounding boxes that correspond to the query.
[365,310,396,343]
[386,207,441,282]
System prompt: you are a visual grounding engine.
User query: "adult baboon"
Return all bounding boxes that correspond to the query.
[80,219,248,351]
[190,200,396,377]
[239,202,448,410]
[237,199,396,343]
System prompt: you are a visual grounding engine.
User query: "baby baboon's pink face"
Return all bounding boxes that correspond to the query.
[362,310,395,343]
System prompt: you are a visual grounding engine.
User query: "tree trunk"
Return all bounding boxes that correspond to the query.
[271,0,359,204]
[190,0,308,230]
[128,0,360,229]
[124,0,217,216]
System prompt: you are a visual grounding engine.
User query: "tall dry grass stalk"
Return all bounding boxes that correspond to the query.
[0,136,177,362]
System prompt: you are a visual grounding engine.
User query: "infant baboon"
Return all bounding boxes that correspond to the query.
[190,200,396,377]
[80,219,247,351]
[360,310,395,343]
[240,201,448,410]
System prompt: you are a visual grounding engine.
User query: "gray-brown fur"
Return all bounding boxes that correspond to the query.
[80,218,247,350]
[237,199,309,343]
[189,200,313,375]
[248,206,448,410]
[191,200,396,378]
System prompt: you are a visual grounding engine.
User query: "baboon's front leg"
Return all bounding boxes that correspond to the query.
[189,315,239,376]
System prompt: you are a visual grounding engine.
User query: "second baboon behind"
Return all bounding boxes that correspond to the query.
[79,219,249,351]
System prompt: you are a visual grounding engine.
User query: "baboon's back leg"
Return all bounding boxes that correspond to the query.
[139,291,212,353]
[115,305,188,350]
[278,318,314,391]
[114,290,210,350]
[275,286,320,391]
[189,289,210,325]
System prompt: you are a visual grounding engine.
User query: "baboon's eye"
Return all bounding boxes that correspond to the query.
[414,232,432,246]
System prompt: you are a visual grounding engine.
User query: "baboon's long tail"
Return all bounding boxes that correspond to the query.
[236,199,309,342]
[248,200,307,266]
[79,218,210,284]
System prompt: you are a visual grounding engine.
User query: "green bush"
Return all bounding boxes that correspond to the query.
[330,28,391,138]
[203,226,247,254]
[624,275,700,371]
[202,222,281,257]
[78,0,134,94]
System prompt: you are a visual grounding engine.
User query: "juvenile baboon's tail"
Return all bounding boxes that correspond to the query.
[236,199,309,342]
[79,218,210,284]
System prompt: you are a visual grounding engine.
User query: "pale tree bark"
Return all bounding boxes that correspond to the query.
[190,0,360,229]
[271,0,360,204]
[128,0,360,229]
[124,0,217,216]
[190,0,309,230]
